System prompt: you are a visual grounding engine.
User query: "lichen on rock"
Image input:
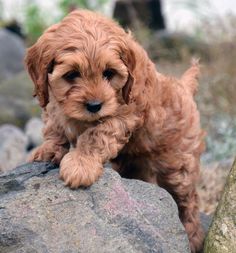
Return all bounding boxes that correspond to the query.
[204,158,236,253]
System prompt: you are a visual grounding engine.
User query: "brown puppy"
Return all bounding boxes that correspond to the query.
[25,10,205,252]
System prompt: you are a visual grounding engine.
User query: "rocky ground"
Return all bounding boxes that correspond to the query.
[0,29,25,81]
[0,118,43,173]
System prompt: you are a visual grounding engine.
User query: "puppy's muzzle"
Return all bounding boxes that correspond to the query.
[86,100,102,113]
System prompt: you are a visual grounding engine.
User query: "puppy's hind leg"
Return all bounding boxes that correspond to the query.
[156,155,204,253]
[111,154,157,184]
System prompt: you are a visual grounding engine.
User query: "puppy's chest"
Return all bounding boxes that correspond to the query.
[64,121,96,146]
[64,125,77,146]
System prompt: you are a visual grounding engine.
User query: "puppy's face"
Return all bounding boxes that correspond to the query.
[25,10,136,123]
[48,46,128,122]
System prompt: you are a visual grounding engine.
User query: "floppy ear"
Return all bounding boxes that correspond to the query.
[24,25,58,108]
[122,74,134,104]
[120,38,136,104]
[25,43,55,108]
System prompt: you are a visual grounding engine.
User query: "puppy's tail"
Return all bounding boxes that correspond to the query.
[181,58,200,96]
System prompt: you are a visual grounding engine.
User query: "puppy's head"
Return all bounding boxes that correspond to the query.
[25,10,137,122]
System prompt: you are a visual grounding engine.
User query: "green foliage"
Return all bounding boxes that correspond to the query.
[23,0,108,44]
[59,0,108,13]
[24,3,47,43]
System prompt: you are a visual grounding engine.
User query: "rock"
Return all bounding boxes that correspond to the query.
[25,117,43,149]
[204,158,236,253]
[113,0,166,31]
[0,125,28,173]
[4,20,25,40]
[0,29,25,82]
[0,162,191,253]
[0,71,41,127]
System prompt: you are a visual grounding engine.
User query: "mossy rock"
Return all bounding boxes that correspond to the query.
[0,71,41,127]
[204,158,236,252]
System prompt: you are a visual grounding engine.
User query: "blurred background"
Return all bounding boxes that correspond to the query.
[0,0,235,214]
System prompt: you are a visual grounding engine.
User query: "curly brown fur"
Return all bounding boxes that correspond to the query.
[25,10,205,252]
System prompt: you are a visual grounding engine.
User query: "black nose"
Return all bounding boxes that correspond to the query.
[86,100,102,113]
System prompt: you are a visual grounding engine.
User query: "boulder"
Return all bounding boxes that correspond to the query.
[0,162,191,253]
[0,71,41,127]
[0,124,28,173]
[0,29,25,82]
[113,0,166,30]
[204,158,236,253]
[25,117,43,149]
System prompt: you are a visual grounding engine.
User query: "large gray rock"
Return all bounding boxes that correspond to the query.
[0,124,28,173]
[0,71,41,127]
[113,0,166,31]
[204,158,236,253]
[25,117,43,148]
[0,162,191,253]
[0,29,25,82]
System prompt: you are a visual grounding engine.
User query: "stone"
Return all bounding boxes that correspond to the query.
[0,29,25,82]
[0,162,191,253]
[25,117,43,149]
[0,71,41,127]
[204,158,236,253]
[0,125,28,173]
[113,0,166,30]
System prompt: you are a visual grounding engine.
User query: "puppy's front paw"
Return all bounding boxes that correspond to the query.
[28,142,68,165]
[59,151,103,188]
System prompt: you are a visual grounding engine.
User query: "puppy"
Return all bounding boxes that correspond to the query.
[25,10,205,252]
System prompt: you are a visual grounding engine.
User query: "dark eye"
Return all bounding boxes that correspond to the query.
[63,70,81,82]
[103,69,116,81]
